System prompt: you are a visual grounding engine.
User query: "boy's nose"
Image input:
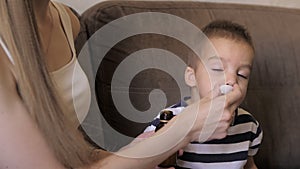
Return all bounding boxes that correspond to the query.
[225,73,237,86]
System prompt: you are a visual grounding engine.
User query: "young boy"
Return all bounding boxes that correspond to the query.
[143,20,263,169]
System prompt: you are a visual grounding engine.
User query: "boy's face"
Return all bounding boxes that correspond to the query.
[185,37,254,105]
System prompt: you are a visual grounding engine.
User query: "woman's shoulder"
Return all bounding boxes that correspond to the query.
[0,47,66,169]
[55,2,80,39]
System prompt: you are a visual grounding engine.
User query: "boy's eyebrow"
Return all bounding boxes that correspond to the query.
[206,55,223,65]
[207,55,221,61]
[207,55,253,70]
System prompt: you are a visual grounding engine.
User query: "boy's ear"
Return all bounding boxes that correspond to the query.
[185,66,197,87]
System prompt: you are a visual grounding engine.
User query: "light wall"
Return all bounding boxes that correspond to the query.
[56,0,300,14]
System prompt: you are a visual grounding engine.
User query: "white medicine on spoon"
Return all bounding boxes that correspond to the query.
[220,84,233,94]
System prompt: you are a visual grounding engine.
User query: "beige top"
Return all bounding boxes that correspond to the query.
[0,2,91,128]
[50,1,91,127]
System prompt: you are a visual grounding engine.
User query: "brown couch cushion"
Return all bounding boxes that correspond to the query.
[76,1,300,168]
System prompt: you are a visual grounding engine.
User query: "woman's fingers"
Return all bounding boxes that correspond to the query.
[194,83,242,142]
[224,84,242,107]
[178,149,184,156]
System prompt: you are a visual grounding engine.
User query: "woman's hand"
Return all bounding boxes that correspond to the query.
[89,84,243,169]
[179,83,242,142]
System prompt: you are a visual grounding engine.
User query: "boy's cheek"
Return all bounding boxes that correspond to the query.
[199,84,213,98]
[237,85,248,105]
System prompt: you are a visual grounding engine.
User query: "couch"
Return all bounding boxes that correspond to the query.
[75,1,300,168]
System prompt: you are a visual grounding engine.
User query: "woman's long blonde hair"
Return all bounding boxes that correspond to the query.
[0,0,95,168]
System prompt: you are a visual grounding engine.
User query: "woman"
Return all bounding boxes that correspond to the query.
[0,0,242,168]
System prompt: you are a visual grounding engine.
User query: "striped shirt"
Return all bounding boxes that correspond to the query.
[144,101,263,169]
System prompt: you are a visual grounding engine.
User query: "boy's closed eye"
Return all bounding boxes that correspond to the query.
[237,68,251,80]
[208,61,224,72]
[211,68,224,72]
[207,56,224,71]
[238,73,248,79]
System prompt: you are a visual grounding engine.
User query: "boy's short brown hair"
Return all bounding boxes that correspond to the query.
[188,20,255,69]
